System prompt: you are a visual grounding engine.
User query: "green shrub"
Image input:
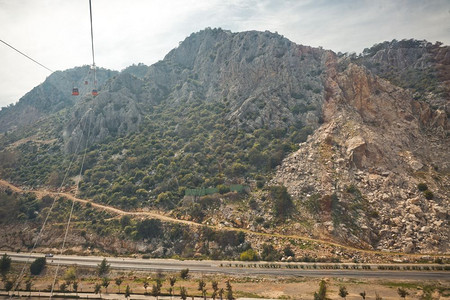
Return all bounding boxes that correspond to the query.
[217,184,230,194]
[180,268,189,279]
[417,183,428,191]
[136,219,162,239]
[240,249,258,261]
[260,243,281,261]
[256,180,264,189]
[30,257,46,275]
[270,185,293,218]
[283,246,295,258]
[423,190,434,200]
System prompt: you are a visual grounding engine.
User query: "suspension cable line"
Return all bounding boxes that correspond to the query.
[89,0,98,94]
[8,1,100,296]
[9,109,92,299]
[0,39,55,73]
[89,0,96,69]
[50,111,93,298]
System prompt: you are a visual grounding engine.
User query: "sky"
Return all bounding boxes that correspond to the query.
[0,0,449,108]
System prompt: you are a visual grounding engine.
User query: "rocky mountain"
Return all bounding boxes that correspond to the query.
[274,54,449,253]
[0,29,448,258]
[0,66,118,133]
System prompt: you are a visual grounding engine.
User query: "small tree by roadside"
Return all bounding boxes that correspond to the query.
[151,278,162,300]
[102,277,110,293]
[0,254,12,278]
[30,257,46,275]
[180,286,188,300]
[169,276,176,298]
[398,287,409,299]
[212,280,219,300]
[143,278,149,294]
[339,286,349,300]
[314,280,327,300]
[125,285,131,299]
[97,258,110,277]
[5,280,13,295]
[180,268,189,279]
[73,281,78,295]
[115,277,123,293]
[226,280,234,300]
[25,279,33,296]
[94,283,102,296]
[198,279,207,300]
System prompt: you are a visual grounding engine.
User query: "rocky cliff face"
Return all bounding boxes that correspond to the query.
[65,29,327,151]
[273,52,449,253]
[162,29,326,130]
[357,39,450,114]
[64,72,143,153]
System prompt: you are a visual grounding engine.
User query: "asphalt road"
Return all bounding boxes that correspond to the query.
[5,252,450,280]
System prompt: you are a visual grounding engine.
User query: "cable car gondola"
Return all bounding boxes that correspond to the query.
[72,88,79,96]
[92,89,98,96]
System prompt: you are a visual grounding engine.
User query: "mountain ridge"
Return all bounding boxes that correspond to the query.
[0,28,448,259]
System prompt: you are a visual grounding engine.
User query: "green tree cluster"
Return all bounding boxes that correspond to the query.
[30,257,46,275]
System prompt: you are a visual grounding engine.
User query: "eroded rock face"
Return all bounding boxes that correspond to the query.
[64,29,328,152]
[273,54,449,253]
[64,74,143,153]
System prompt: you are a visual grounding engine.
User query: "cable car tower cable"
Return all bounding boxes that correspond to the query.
[0,39,80,96]
[0,39,55,73]
[89,0,98,96]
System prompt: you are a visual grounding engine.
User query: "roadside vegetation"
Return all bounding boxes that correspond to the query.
[1,258,448,299]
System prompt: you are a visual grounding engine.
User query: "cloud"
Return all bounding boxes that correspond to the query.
[0,0,449,108]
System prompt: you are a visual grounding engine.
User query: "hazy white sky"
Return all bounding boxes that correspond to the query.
[1,0,449,108]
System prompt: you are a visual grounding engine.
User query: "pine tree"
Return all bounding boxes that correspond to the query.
[211,280,219,300]
[97,258,110,276]
[226,280,234,300]
[0,254,11,278]
[125,285,131,299]
[102,277,110,293]
[339,286,349,300]
[94,283,102,296]
[314,280,327,300]
[180,286,188,300]
[169,276,176,298]
[115,277,123,293]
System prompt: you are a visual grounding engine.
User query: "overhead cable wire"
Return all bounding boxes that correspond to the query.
[89,0,98,89]
[50,111,93,299]
[89,0,96,68]
[0,39,54,73]
[9,1,100,295]
[9,110,92,299]
[0,38,77,86]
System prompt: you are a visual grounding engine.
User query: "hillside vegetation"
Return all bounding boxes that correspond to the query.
[0,29,448,259]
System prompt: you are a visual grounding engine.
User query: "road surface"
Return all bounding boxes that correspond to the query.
[5,252,450,280]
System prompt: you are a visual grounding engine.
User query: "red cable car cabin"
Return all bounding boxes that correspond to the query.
[92,89,98,96]
[72,88,79,96]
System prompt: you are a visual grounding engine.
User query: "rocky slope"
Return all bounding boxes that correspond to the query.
[273,51,449,253]
[64,29,326,151]
[357,39,450,113]
[0,29,448,256]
